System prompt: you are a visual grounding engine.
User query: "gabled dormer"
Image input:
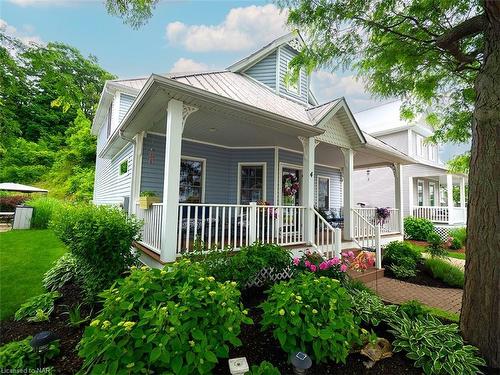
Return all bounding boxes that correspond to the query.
[228,33,316,106]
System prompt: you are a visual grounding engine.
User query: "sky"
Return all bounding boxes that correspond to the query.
[0,0,469,161]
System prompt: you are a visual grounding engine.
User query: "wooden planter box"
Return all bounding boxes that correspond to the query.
[139,196,160,209]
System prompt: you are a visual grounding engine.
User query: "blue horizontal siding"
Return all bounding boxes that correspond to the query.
[278,45,309,104]
[245,51,277,89]
[119,94,135,123]
[140,135,275,204]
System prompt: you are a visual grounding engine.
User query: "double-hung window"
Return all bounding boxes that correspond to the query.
[239,164,265,205]
[417,180,424,206]
[179,158,204,203]
[429,182,436,206]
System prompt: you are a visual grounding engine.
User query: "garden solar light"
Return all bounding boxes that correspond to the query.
[30,331,57,366]
[228,357,249,375]
[290,351,312,374]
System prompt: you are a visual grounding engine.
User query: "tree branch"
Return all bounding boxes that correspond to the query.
[435,14,486,64]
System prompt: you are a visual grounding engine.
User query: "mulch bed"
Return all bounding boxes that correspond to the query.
[0,283,93,375]
[384,262,459,289]
[212,287,422,375]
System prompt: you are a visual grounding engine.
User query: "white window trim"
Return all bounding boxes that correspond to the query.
[417,179,424,206]
[118,157,129,178]
[416,134,424,157]
[279,162,303,206]
[316,175,331,209]
[428,144,435,161]
[429,181,436,207]
[237,162,267,205]
[180,155,206,204]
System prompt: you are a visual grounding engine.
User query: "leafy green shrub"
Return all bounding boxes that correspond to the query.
[43,253,78,291]
[51,203,142,300]
[404,217,435,240]
[424,258,464,288]
[349,289,397,326]
[248,361,281,375]
[389,314,485,374]
[388,263,417,279]
[15,291,61,322]
[78,259,252,374]
[448,227,466,249]
[398,300,428,319]
[26,196,64,229]
[427,232,447,258]
[0,336,59,370]
[185,242,292,288]
[260,273,360,363]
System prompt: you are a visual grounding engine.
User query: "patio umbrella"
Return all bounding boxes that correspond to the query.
[0,182,48,193]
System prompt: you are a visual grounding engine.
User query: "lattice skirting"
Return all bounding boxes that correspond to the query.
[434,225,466,241]
[245,266,295,288]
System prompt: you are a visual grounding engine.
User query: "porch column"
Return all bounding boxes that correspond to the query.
[300,136,316,245]
[446,174,454,225]
[341,148,354,241]
[408,177,414,217]
[392,163,404,234]
[160,99,198,262]
[129,131,144,214]
[459,176,466,208]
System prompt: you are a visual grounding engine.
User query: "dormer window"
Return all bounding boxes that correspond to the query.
[286,65,300,95]
[428,144,436,161]
[416,134,424,156]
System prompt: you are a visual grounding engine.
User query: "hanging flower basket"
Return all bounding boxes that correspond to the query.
[282,173,299,206]
[375,207,391,225]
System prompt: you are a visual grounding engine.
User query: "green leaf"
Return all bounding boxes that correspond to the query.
[205,351,218,363]
[150,347,161,362]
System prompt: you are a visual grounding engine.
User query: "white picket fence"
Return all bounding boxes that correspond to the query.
[352,209,382,268]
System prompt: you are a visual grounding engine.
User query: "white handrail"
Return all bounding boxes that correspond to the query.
[135,203,163,252]
[352,209,382,268]
[313,209,341,259]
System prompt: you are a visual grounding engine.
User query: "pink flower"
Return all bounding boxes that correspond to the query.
[340,264,348,272]
[319,262,328,270]
[305,260,311,268]
[331,257,340,265]
[293,257,300,266]
[348,251,354,258]
[310,265,317,272]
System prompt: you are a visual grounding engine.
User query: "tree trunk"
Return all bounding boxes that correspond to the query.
[460,1,500,368]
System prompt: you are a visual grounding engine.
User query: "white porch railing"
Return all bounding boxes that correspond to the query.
[313,209,341,259]
[412,206,467,224]
[135,203,163,252]
[352,209,382,268]
[176,203,306,254]
[352,208,401,234]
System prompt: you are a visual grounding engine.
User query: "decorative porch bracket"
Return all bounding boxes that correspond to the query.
[160,99,198,263]
[298,136,319,245]
[340,148,354,241]
[391,163,405,234]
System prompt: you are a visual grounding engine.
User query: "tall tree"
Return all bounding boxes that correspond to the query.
[0,33,114,199]
[281,0,498,367]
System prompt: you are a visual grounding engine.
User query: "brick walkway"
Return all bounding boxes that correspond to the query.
[365,277,462,314]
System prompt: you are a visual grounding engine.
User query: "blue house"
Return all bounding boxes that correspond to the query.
[91,33,412,267]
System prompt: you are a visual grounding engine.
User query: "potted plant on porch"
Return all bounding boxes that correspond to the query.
[139,191,160,209]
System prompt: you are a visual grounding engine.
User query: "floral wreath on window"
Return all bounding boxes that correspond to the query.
[282,173,299,198]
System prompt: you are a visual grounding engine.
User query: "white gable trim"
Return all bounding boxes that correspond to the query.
[228,32,305,73]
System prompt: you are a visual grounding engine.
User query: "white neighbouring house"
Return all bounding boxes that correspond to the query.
[91,33,416,268]
[352,101,468,239]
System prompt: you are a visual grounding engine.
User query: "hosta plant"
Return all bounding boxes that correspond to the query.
[43,253,78,291]
[78,259,252,374]
[389,314,486,375]
[260,273,360,363]
[14,291,61,322]
[348,289,397,327]
[0,336,59,369]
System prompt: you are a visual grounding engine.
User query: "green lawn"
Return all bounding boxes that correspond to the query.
[0,229,66,320]
[446,251,466,260]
